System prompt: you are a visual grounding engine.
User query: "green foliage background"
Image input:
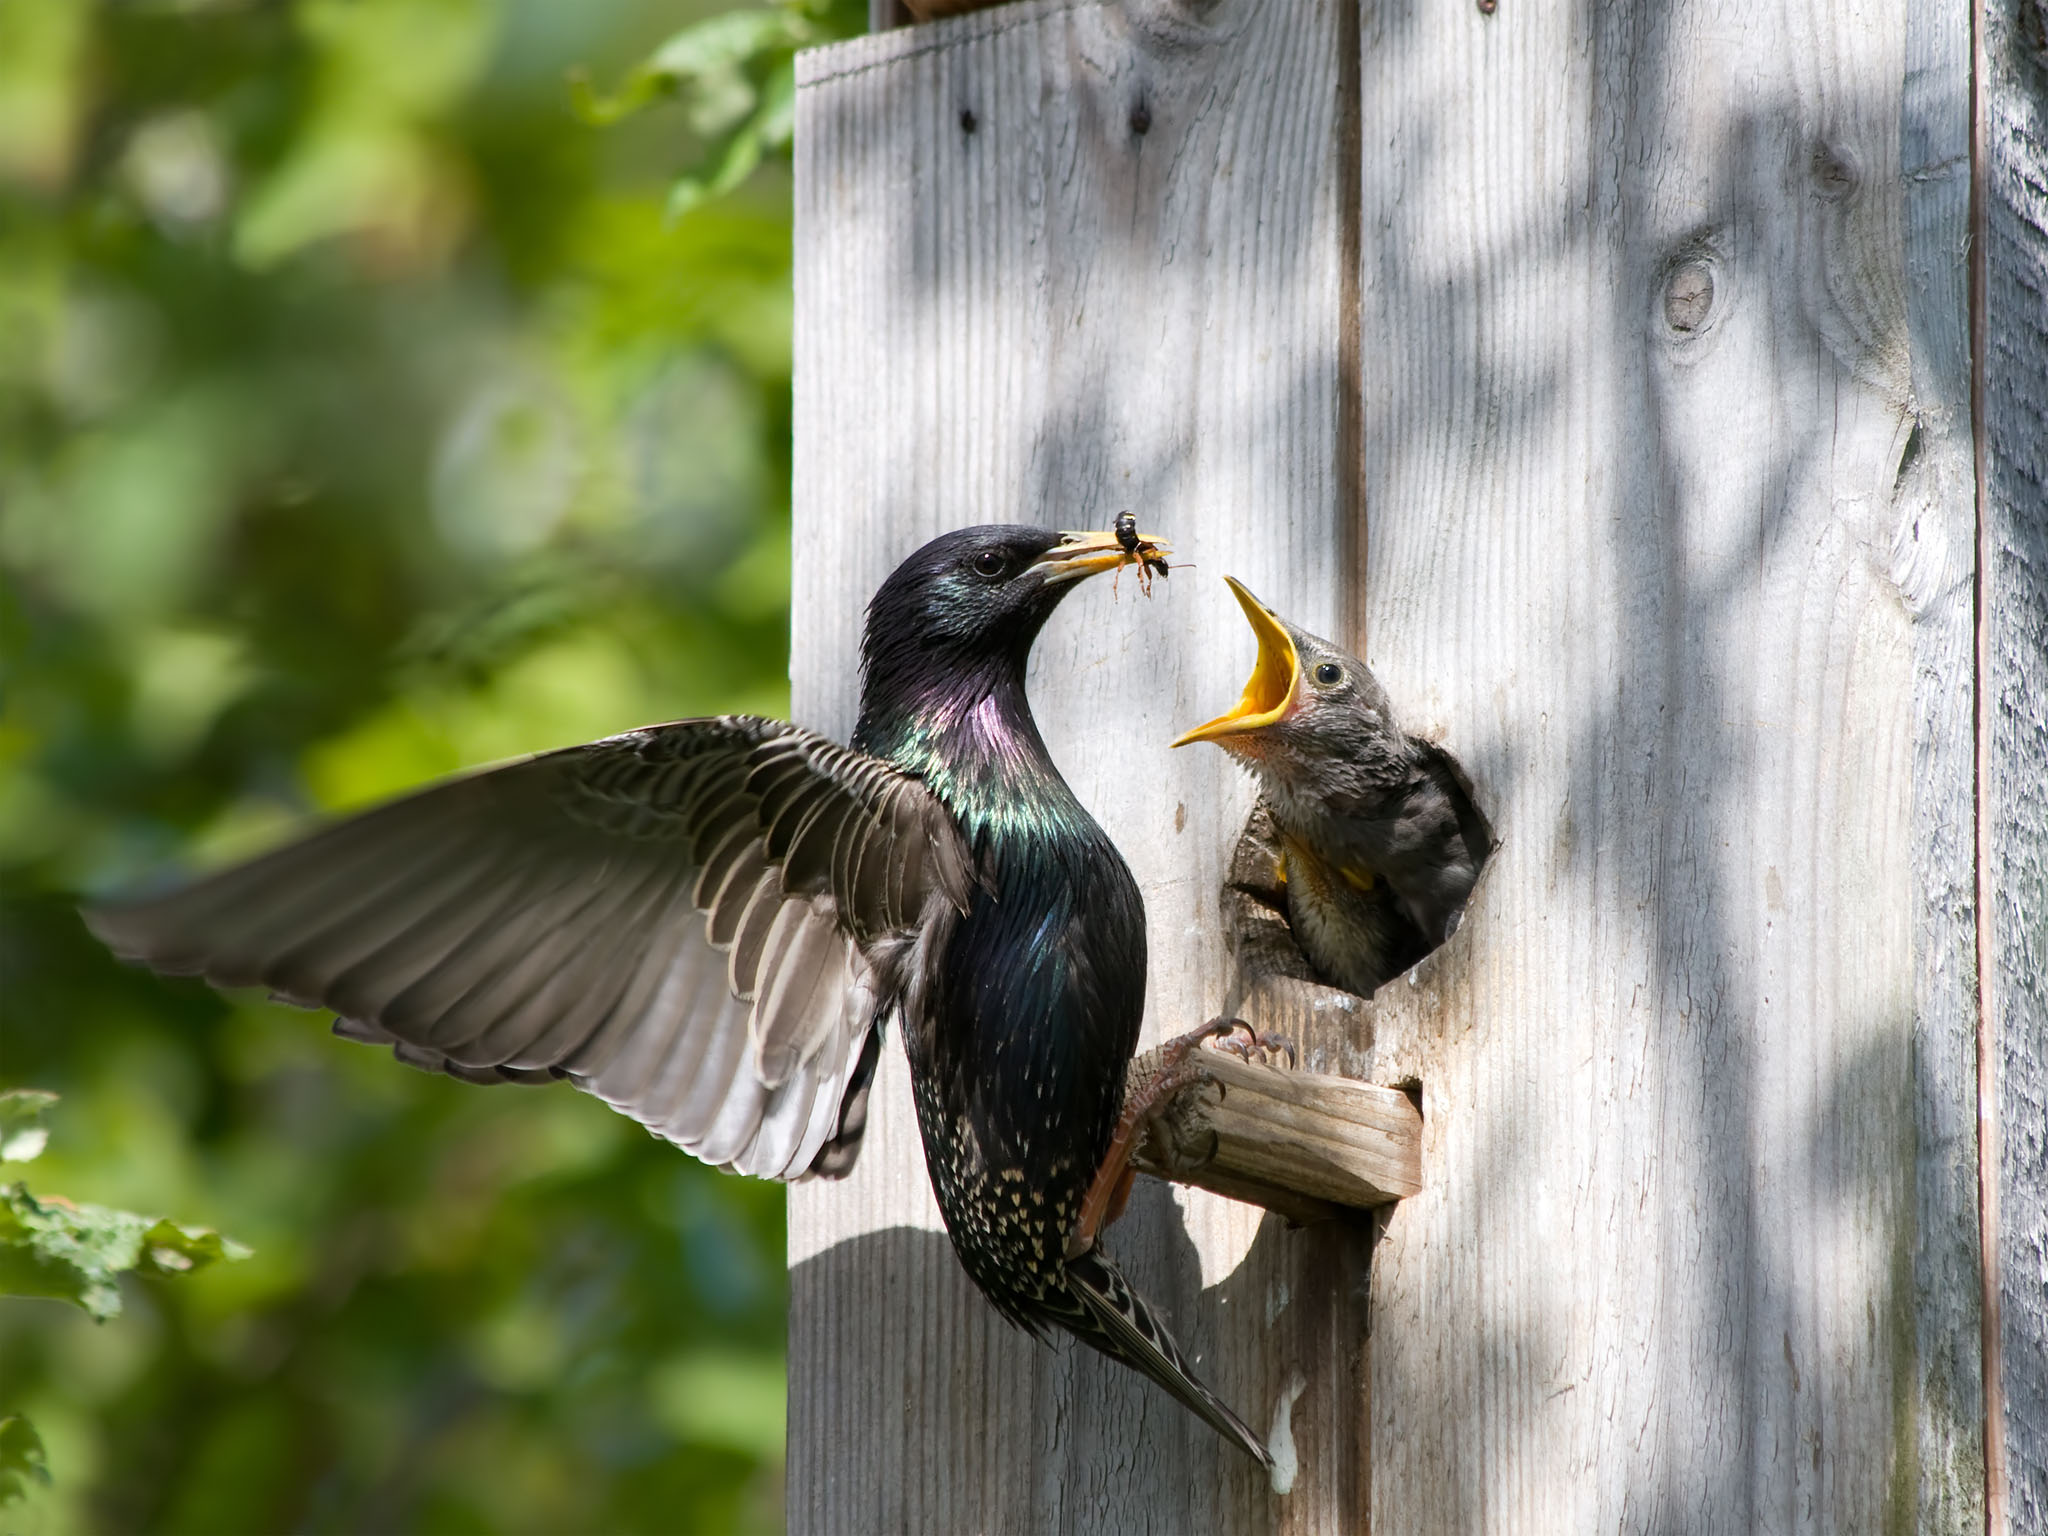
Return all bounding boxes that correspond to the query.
[0,0,856,1529]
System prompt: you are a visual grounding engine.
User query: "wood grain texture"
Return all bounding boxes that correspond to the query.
[1902,0,1991,1526]
[1354,0,1983,1532]
[1980,0,2048,1524]
[787,3,1365,1530]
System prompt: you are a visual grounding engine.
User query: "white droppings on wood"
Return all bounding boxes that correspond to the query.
[1265,1368,1309,1497]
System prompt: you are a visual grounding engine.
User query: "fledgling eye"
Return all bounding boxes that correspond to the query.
[971,550,1008,579]
[1314,662,1343,686]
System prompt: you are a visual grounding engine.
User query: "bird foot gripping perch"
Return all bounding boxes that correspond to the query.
[1066,1019,1296,1261]
[1206,1020,1298,1071]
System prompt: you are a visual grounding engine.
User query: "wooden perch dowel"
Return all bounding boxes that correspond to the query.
[1126,1043,1421,1228]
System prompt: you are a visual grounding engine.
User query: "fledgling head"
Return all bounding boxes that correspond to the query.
[857,522,1169,731]
[1170,577,1409,796]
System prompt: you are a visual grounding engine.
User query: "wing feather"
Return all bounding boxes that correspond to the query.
[85,715,976,1182]
[277,848,542,1012]
[725,869,787,1000]
[749,904,841,1086]
[693,821,764,915]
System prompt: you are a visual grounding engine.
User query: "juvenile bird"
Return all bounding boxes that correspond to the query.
[1173,577,1491,998]
[87,524,1272,1469]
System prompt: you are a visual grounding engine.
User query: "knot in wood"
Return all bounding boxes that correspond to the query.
[1810,142,1858,201]
[1662,260,1715,334]
[1129,101,1152,136]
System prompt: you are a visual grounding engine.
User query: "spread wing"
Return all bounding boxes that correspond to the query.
[85,716,976,1181]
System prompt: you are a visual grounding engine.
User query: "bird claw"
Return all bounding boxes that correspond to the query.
[1202,1019,1298,1071]
[1069,1019,1295,1258]
[1133,1018,1229,1084]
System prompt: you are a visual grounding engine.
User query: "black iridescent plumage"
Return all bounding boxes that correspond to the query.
[849,533,1268,1464]
[86,523,1269,1468]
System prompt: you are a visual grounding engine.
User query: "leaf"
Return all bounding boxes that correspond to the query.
[750,56,798,153]
[572,0,863,229]
[664,61,797,224]
[0,1090,57,1164]
[0,1417,50,1509]
[666,127,765,223]
[568,9,810,129]
[142,1217,253,1274]
[645,11,810,79]
[0,1183,248,1322]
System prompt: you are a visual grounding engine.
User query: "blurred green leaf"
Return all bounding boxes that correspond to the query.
[0,1416,52,1509]
[0,1090,58,1164]
[570,10,805,129]
[139,1216,255,1276]
[0,0,90,189]
[662,55,798,221]
[650,1348,786,1459]
[575,0,859,222]
[0,1183,249,1321]
[668,111,768,220]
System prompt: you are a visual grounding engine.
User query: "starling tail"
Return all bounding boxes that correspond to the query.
[1064,1246,1273,1467]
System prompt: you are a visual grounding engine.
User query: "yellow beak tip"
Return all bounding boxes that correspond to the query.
[1170,576,1300,744]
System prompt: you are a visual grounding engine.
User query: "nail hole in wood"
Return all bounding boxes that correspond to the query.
[959,107,977,135]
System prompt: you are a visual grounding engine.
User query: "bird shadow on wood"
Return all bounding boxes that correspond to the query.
[787,1178,1375,1533]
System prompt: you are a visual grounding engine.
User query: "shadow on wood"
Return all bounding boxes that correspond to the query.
[787,1179,1375,1533]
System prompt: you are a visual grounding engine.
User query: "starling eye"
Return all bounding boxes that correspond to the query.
[971,551,1008,579]
[1314,662,1343,686]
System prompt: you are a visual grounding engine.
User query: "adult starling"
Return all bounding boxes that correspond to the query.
[86,524,1272,1469]
[1173,577,1491,998]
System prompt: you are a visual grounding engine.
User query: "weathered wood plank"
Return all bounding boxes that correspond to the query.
[1354,1,1982,1532]
[1902,0,1990,1525]
[787,3,1362,1530]
[1980,0,2048,1524]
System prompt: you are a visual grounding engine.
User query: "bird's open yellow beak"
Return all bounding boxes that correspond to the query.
[1034,527,1172,584]
[1170,577,1299,746]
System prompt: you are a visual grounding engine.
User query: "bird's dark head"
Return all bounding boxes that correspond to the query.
[856,523,1168,745]
[1170,576,1405,789]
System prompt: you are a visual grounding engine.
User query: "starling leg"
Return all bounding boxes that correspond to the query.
[1067,1018,1273,1260]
